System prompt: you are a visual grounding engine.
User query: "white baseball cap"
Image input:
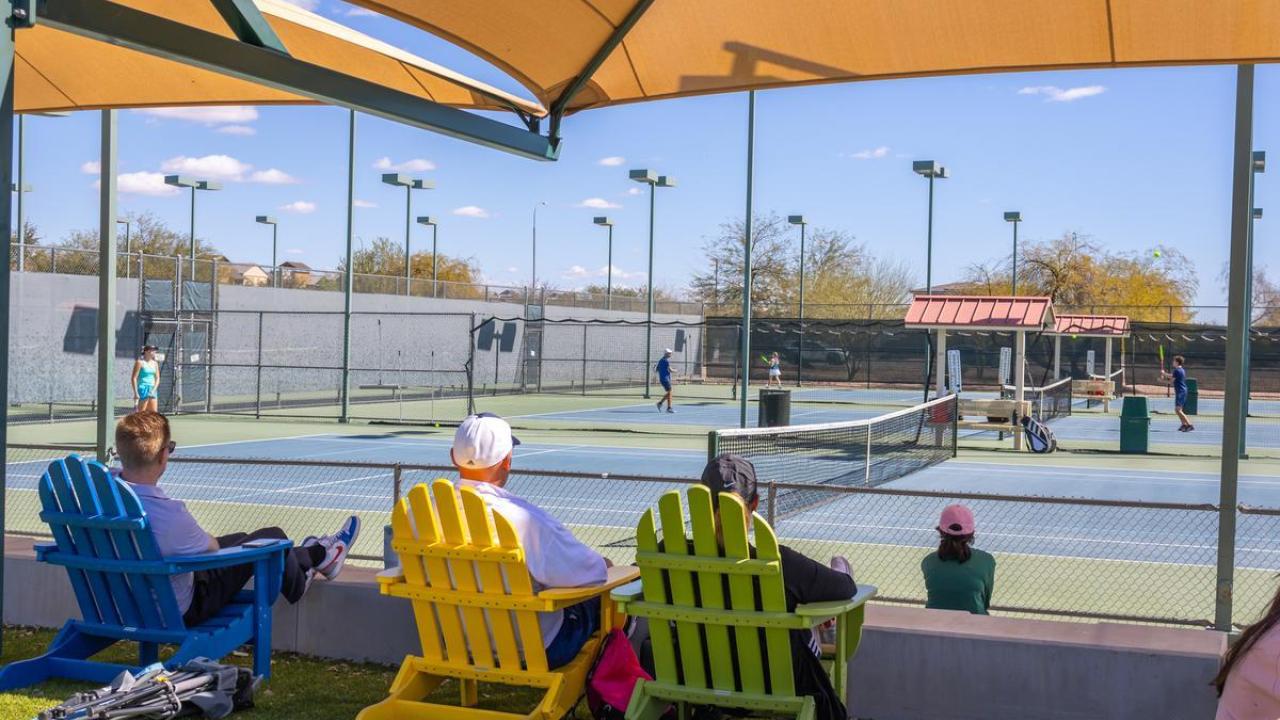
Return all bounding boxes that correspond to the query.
[452,413,521,469]
[664,348,673,355]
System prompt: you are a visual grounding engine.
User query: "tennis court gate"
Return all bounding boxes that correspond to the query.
[136,257,217,415]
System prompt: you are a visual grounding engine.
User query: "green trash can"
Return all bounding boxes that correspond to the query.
[1119,396,1150,454]
[1184,378,1198,416]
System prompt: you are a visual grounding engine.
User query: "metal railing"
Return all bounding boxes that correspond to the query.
[7,443,1277,627]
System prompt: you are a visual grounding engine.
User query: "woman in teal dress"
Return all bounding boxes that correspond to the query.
[131,344,161,412]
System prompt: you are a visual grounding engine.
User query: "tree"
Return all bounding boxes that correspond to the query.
[338,236,482,296]
[1219,264,1280,327]
[960,232,1199,322]
[690,213,913,318]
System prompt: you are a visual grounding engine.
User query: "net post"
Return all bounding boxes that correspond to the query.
[393,463,403,503]
[765,481,776,526]
[864,427,872,486]
[951,394,959,458]
[255,311,264,419]
[466,314,477,415]
[707,430,718,462]
[581,323,588,396]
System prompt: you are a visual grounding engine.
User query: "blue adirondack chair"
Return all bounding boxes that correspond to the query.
[0,454,291,690]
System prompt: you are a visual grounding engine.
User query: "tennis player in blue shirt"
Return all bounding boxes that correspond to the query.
[655,348,674,413]
[1161,354,1195,432]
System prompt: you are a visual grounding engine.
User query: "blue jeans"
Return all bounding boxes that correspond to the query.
[544,597,600,669]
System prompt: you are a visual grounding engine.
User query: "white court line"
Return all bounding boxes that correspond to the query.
[217,471,392,503]
[179,432,335,451]
[300,433,706,456]
[945,462,1280,485]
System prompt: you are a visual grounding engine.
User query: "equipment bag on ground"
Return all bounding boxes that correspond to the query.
[41,658,256,720]
[1020,415,1057,454]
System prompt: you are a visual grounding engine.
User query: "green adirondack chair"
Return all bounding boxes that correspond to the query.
[611,485,876,720]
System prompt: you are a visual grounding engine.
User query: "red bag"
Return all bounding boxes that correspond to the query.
[586,629,652,719]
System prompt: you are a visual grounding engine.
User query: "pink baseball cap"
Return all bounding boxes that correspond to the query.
[937,504,975,536]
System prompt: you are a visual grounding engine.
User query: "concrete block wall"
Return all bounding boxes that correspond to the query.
[4,544,1227,719]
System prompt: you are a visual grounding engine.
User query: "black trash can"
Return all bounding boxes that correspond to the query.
[1184,378,1199,416]
[758,388,792,428]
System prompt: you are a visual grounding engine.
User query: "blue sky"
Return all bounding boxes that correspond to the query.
[15,0,1280,306]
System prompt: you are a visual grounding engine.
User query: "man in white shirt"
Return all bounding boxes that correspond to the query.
[451,413,609,668]
[114,411,361,626]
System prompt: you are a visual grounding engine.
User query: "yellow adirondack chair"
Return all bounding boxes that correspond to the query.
[358,478,639,720]
[612,485,877,720]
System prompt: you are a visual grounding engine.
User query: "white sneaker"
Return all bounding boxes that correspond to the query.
[315,516,360,581]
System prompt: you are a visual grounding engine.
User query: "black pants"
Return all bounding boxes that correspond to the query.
[182,527,324,627]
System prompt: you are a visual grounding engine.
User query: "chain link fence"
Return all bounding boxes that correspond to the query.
[8,443,1278,628]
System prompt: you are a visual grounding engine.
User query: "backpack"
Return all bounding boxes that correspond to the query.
[587,628,662,720]
[1021,415,1057,453]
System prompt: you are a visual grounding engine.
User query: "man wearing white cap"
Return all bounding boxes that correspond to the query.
[655,348,675,413]
[451,413,609,668]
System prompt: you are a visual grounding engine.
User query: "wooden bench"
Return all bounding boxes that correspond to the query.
[957,398,1029,432]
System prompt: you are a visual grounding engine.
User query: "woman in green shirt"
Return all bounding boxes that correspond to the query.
[921,504,996,614]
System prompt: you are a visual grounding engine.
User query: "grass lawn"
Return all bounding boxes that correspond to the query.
[0,627,592,720]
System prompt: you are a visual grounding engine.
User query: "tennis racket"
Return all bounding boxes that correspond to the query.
[1158,345,1166,373]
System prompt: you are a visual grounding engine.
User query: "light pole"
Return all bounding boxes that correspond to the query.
[416,215,439,296]
[381,173,433,295]
[255,215,278,287]
[1004,211,1022,294]
[115,218,130,276]
[788,215,807,386]
[630,169,677,399]
[531,201,547,306]
[912,161,947,293]
[593,216,614,310]
[164,175,221,277]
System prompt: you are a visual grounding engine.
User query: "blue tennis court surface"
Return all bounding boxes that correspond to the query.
[1040,413,1278,448]
[516,401,888,428]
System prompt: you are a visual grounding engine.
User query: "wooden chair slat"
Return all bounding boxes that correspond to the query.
[114,485,186,628]
[47,458,122,627]
[393,494,442,663]
[415,482,469,664]
[493,509,547,674]
[455,487,507,670]
[657,491,707,690]
[87,463,165,630]
[753,513,795,696]
[687,486,736,692]
[67,460,142,629]
[719,491,767,694]
[38,471,98,623]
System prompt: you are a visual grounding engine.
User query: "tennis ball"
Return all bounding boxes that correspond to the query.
[1153,250,1162,258]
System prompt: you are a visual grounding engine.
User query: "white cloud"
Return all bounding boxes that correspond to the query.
[1018,85,1106,102]
[249,168,300,184]
[625,187,642,196]
[850,146,891,160]
[286,248,305,255]
[597,156,625,167]
[279,200,317,214]
[353,199,378,208]
[506,266,519,273]
[161,154,253,182]
[452,205,490,218]
[216,125,257,136]
[577,197,620,209]
[345,6,379,16]
[373,156,437,173]
[117,172,181,197]
[276,0,320,9]
[562,264,644,281]
[135,106,259,125]
[80,160,100,175]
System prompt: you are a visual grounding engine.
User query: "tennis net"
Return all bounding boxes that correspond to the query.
[709,394,958,518]
[1001,377,1073,422]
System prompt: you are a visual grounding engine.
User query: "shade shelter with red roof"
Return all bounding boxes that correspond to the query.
[1048,314,1131,412]
[905,296,1056,450]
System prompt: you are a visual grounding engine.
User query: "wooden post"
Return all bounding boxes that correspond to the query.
[1103,337,1114,413]
[1014,330,1026,450]
[934,329,946,398]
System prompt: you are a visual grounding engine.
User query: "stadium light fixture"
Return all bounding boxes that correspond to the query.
[594,216,615,309]
[630,169,677,398]
[788,214,808,386]
[416,215,440,296]
[1004,211,1022,295]
[912,161,947,293]
[255,215,279,287]
[382,173,434,295]
[165,175,221,276]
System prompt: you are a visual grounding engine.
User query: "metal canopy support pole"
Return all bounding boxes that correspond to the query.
[925,174,934,292]
[14,112,21,271]
[934,329,946,397]
[340,110,356,423]
[1053,335,1061,380]
[96,110,118,458]
[271,223,278,288]
[1010,221,1019,295]
[187,187,197,278]
[1218,64,1255,632]
[1014,330,1026,451]
[606,224,613,311]
[797,222,805,388]
[644,184,657,399]
[738,91,756,428]
[0,1,20,656]
[1103,337,1113,413]
[431,223,438,297]
[1240,151,1262,459]
[402,184,411,295]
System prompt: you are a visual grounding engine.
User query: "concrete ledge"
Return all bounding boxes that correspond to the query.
[848,604,1226,720]
[5,540,1227,719]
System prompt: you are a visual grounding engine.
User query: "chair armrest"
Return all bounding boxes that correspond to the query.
[34,542,57,562]
[793,585,878,626]
[167,539,293,572]
[377,567,405,589]
[538,566,640,610]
